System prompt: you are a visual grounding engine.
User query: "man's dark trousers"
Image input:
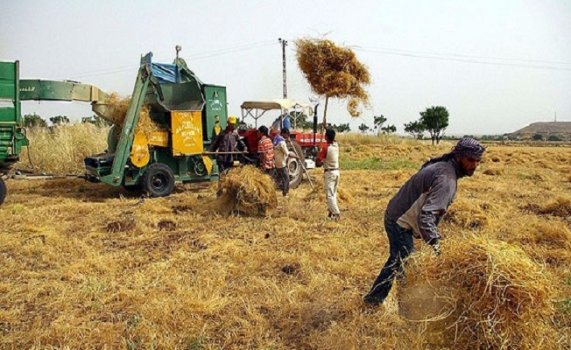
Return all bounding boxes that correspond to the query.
[365,214,415,304]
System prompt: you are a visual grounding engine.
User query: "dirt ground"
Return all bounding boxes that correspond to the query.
[1,143,570,349]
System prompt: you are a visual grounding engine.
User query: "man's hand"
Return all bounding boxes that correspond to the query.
[428,238,441,256]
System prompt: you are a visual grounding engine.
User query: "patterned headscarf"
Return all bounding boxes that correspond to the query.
[421,137,485,168]
[451,137,486,158]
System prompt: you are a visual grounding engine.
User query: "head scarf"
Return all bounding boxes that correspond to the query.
[451,137,486,158]
[421,137,486,168]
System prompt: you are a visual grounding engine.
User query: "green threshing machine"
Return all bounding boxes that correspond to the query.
[0,50,229,204]
[0,61,29,205]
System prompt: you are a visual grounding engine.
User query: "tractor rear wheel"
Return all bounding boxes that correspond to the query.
[0,177,6,205]
[142,163,175,197]
[287,140,304,189]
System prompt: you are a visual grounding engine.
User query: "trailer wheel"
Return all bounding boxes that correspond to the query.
[287,140,304,189]
[0,177,6,206]
[142,163,175,197]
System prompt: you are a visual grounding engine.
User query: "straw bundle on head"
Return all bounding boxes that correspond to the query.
[216,166,278,216]
[400,236,557,349]
[296,38,370,117]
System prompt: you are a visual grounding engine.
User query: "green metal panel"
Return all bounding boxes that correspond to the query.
[203,85,227,141]
[100,66,150,186]
[19,79,107,103]
[0,61,19,124]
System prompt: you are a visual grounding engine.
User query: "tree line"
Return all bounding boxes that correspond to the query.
[22,114,111,128]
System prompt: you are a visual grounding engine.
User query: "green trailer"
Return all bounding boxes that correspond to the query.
[0,61,29,205]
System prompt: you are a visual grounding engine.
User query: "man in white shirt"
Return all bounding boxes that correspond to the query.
[273,128,296,197]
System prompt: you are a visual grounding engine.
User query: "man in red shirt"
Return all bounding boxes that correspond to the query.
[257,125,275,175]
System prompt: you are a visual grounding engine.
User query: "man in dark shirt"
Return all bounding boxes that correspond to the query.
[364,137,486,306]
[209,116,239,173]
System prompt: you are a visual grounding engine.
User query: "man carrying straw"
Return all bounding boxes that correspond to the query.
[316,128,341,220]
[364,137,486,306]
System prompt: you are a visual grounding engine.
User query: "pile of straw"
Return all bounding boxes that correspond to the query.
[216,166,278,216]
[296,38,370,116]
[400,236,558,349]
[105,93,162,138]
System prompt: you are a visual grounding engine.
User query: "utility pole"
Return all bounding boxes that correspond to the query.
[554,111,557,122]
[279,38,288,99]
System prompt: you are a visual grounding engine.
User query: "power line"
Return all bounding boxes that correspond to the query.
[354,46,571,71]
[356,45,571,66]
[68,40,276,78]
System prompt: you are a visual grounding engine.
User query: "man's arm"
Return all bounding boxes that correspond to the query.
[316,144,328,166]
[418,174,455,244]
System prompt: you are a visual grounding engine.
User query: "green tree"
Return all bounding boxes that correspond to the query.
[23,113,47,128]
[358,123,370,134]
[547,134,562,141]
[373,115,387,135]
[532,133,543,141]
[49,115,70,125]
[404,120,425,139]
[289,111,313,130]
[332,123,351,133]
[419,106,449,145]
[381,124,397,134]
[373,114,396,135]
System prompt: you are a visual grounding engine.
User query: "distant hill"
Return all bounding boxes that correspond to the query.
[510,121,571,140]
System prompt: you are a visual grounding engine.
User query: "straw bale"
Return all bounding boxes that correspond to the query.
[215,166,278,216]
[296,38,370,116]
[400,236,558,350]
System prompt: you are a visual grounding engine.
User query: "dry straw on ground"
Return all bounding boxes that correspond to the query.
[401,236,558,349]
[4,129,571,349]
[215,165,278,216]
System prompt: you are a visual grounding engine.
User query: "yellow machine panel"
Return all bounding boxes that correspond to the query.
[130,131,150,168]
[147,131,169,147]
[172,111,203,156]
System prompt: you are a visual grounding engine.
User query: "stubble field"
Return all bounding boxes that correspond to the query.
[1,130,570,349]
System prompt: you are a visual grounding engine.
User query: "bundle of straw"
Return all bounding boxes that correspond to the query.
[400,236,557,349]
[216,166,278,216]
[105,93,162,138]
[296,38,370,117]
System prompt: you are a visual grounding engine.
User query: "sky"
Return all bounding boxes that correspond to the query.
[1,0,570,135]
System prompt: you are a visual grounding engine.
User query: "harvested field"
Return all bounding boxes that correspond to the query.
[2,131,570,349]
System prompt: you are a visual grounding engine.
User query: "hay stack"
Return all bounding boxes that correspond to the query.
[216,166,278,216]
[296,38,370,118]
[400,236,557,349]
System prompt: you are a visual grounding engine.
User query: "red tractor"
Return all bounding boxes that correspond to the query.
[238,100,326,188]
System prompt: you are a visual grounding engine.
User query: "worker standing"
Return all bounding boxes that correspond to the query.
[257,125,275,175]
[316,128,340,220]
[209,116,239,174]
[363,137,486,306]
[273,128,296,197]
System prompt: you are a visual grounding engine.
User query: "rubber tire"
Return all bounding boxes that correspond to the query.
[142,163,175,198]
[287,140,304,189]
[0,177,6,206]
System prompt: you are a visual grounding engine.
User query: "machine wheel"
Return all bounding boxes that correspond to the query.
[287,140,304,189]
[0,177,6,206]
[142,163,175,198]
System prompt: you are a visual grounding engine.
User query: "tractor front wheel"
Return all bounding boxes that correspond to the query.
[142,163,175,198]
[0,177,6,205]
